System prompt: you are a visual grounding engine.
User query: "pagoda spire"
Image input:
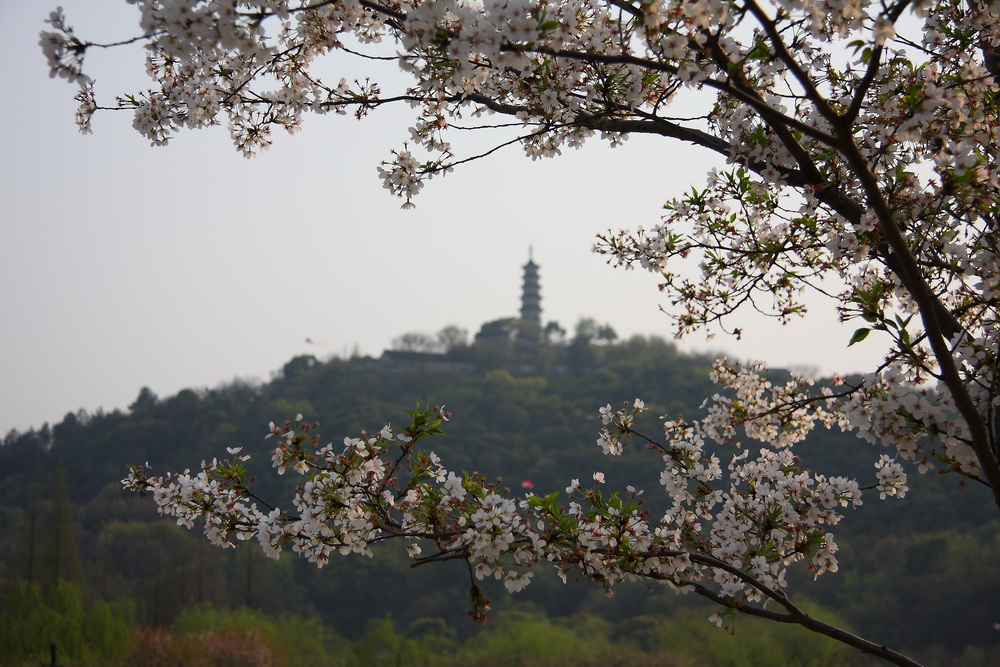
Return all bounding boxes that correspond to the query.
[520,250,542,347]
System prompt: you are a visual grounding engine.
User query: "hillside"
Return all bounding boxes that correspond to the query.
[1,335,997,665]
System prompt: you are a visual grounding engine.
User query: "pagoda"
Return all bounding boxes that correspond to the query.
[519,249,543,349]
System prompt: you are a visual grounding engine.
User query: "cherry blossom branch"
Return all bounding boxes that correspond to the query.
[511,44,839,145]
[672,567,924,667]
[835,133,1000,510]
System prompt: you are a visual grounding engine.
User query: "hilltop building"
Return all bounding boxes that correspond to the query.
[472,250,544,351]
[519,250,543,350]
[382,250,546,368]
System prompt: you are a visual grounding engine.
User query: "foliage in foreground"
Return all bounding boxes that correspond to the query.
[2,580,874,667]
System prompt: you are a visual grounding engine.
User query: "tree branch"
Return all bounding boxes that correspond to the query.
[645,549,925,667]
[834,131,1000,511]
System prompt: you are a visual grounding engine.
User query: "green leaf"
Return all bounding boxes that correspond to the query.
[846,39,866,54]
[848,327,871,346]
[747,39,770,60]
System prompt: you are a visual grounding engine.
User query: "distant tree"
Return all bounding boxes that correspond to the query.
[437,325,470,353]
[474,318,520,341]
[468,318,514,364]
[392,332,444,354]
[164,388,202,421]
[543,321,567,346]
[44,464,85,589]
[564,318,619,367]
[22,456,43,584]
[281,355,320,380]
[572,318,618,346]
[129,387,159,415]
[47,0,1000,664]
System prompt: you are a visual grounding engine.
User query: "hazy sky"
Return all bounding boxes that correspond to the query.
[0,2,887,435]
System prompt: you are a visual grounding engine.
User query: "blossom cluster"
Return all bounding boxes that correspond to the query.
[123,407,547,619]
[124,370,912,630]
[44,0,997,209]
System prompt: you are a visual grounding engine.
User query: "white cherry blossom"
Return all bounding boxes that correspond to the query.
[47,0,1000,664]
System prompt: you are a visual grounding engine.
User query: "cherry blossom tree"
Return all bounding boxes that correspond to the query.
[42,0,1000,664]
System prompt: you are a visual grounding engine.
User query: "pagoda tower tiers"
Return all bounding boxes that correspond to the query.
[520,249,543,347]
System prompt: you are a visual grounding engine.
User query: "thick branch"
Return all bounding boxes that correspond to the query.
[510,44,839,145]
[842,0,913,124]
[646,550,924,667]
[744,0,840,124]
[835,132,1000,511]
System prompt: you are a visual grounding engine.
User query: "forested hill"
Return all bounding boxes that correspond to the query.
[1,335,997,665]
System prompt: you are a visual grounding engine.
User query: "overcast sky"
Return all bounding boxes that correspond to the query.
[0,2,887,436]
